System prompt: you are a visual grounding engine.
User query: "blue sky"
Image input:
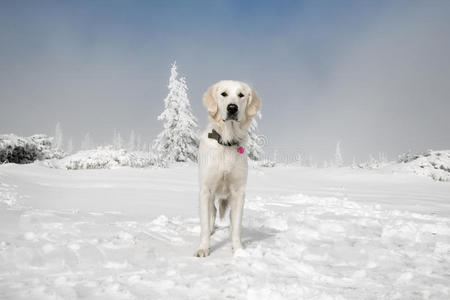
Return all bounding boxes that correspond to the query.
[1,0,449,162]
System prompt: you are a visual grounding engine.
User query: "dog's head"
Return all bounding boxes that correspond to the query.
[202,80,261,124]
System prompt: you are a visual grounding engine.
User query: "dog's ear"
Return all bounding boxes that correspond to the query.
[246,87,262,118]
[203,84,218,118]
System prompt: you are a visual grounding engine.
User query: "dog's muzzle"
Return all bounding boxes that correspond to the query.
[226,103,238,121]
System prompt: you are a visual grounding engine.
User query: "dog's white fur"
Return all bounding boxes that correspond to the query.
[195,80,261,257]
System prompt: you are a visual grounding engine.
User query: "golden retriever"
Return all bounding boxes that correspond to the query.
[195,80,262,257]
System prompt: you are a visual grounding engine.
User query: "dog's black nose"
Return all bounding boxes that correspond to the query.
[227,103,238,115]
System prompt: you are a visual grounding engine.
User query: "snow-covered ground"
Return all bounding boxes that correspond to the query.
[1,163,450,299]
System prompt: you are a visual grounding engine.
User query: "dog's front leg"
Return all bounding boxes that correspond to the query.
[230,187,245,252]
[195,187,213,257]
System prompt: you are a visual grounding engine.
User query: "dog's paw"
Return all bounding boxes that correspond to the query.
[194,248,210,257]
[232,242,243,253]
[233,248,249,258]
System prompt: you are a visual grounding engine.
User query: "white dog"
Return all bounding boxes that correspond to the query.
[195,80,262,257]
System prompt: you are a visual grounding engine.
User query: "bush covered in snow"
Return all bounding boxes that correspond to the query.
[60,147,159,170]
[257,159,277,168]
[248,158,277,168]
[396,150,450,182]
[356,153,390,170]
[30,134,66,159]
[0,134,65,164]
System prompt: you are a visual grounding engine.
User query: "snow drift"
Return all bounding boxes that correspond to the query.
[1,164,449,299]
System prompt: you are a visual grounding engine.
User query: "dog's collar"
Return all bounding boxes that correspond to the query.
[208,129,240,146]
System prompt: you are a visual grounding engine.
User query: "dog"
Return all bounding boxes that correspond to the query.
[195,80,262,257]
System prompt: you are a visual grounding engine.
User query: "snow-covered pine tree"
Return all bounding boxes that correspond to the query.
[113,129,123,150]
[308,156,314,168]
[136,133,142,151]
[66,138,74,154]
[127,130,136,152]
[153,62,199,162]
[378,152,388,164]
[351,156,357,169]
[273,149,278,163]
[247,111,264,160]
[367,153,377,168]
[294,152,303,165]
[334,141,344,167]
[54,122,63,149]
[81,133,92,150]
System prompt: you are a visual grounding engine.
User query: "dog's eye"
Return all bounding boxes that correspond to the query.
[221,92,228,97]
[238,93,244,98]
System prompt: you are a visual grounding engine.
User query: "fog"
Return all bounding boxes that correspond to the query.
[1,0,449,163]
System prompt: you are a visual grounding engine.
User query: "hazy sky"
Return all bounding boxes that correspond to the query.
[1,0,449,163]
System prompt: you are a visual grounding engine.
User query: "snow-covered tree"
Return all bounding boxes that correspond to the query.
[127,130,136,152]
[81,133,92,150]
[293,152,303,165]
[143,142,150,152]
[351,156,357,169]
[54,122,63,149]
[136,133,143,151]
[361,153,380,169]
[378,152,388,164]
[66,138,74,154]
[153,61,199,162]
[334,141,344,167]
[273,149,278,163]
[113,129,123,150]
[308,156,314,168]
[369,153,376,165]
[247,111,264,161]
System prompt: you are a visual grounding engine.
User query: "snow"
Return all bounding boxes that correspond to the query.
[1,163,449,299]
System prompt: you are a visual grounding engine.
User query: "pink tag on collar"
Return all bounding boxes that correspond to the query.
[237,146,244,154]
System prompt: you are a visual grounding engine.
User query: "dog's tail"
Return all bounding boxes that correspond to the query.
[218,198,229,219]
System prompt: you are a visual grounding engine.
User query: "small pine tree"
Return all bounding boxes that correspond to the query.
[153,61,199,162]
[136,133,142,151]
[351,156,357,168]
[334,141,344,167]
[367,153,377,168]
[81,133,92,150]
[66,138,74,154]
[247,112,264,160]
[273,149,278,163]
[378,152,388,164]
[127,130,136,152]
[54,122,63,149]
[143,142,150,152]
[113,129,123,150]
[113,130,117,149]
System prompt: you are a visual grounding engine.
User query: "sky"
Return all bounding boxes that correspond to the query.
[1,0,449,163]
